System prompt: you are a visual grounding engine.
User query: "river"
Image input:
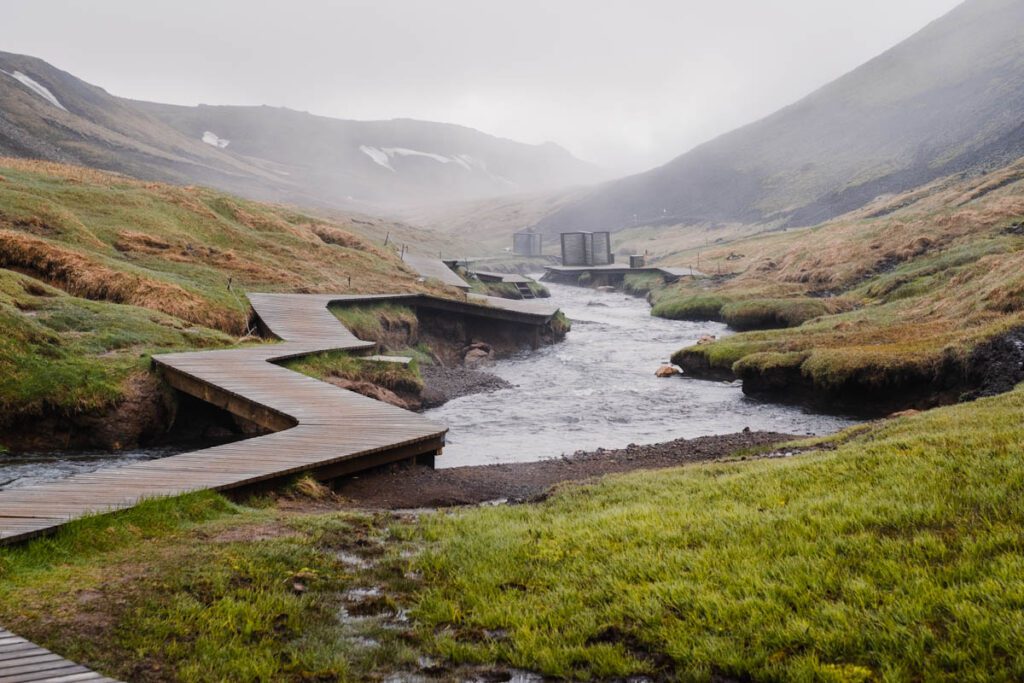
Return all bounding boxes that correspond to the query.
[0,281,857,488]
[426,280,858,468]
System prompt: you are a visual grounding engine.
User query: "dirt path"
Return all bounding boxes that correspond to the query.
[319,431,796,509]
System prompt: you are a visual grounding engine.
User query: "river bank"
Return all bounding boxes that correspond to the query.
[318,430,796,509]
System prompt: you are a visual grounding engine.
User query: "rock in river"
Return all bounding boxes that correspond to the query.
[655,364,681,378]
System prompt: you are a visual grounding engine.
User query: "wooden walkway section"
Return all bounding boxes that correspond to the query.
[0,629,119,682]
[403,254,470,291]
[0,293,557,546]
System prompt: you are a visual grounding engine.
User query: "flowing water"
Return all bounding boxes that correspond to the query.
[0,445,193,490]
[427,280,858,468]
[1,281,858,487]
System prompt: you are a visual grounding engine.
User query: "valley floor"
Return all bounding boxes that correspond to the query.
[1,384,1022,681]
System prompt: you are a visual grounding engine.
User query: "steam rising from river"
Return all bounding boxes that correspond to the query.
[428,281,857,468]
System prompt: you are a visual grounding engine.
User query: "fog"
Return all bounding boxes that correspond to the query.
[1,0,962,173]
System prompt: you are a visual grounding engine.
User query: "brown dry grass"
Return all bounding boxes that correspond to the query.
[0,229,243,332]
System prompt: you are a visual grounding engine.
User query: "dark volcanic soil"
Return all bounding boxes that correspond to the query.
[326,431,795,509]
[419,365,512,409]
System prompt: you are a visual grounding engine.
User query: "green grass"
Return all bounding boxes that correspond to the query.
[281,349,424,394]
[3,387,1024,679]
[0,493,422,681]
[328,303,419,345]
[0,269,231,421]
[623,272,663,297]
[719,297,837,331]
[407,386,1024,681]
[0,492,236,580]
[650,293,730,321]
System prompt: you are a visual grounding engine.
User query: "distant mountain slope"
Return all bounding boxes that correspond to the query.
[135,102,603,206]
[536,0,1024,234]
[0,50,602,212]
[0,51,293,201]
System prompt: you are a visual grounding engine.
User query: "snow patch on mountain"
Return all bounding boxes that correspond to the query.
[360,145,395,172]
[202,131,230,148]
[383,147,460,166]
[360,145,498,174]
[1,70,67,111]
[357,145,518,188]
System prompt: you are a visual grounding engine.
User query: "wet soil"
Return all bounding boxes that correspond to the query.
[327,431,796,509]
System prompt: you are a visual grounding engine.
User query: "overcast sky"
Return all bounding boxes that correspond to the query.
[1,0,963,174]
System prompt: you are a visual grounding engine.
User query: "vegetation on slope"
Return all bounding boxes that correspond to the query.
[0,159,449,448]
[3,383,1024,680]
[647,158,1024,412]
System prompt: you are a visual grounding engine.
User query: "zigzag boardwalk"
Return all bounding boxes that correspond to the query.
[0,291,558,682]
[0,293,557,545]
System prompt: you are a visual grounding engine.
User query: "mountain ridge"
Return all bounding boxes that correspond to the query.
[0,50,602,213]
[533,0,1024,235]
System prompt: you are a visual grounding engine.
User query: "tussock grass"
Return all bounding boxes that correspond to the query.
[0,269,230,421]
[408,386,1024,680]
[651,293,730,321]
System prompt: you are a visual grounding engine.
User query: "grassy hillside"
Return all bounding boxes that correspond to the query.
[0,158,449,449]
[643,157,1024,413]
[2,382,1023,680]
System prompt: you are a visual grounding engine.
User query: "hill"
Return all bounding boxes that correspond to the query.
[0,158,445,451]
[535,0,1024,235]
[137,102,604,207]
[0,51,601,214]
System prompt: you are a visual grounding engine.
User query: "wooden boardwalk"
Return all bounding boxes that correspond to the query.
[403,254,470,291]
[0,292,557,546]
[0,291,558,682]
[0,628,119,682]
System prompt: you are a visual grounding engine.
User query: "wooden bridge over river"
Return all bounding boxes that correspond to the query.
[0,290,559,681]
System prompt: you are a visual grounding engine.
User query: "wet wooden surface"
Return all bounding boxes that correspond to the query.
[0,628,120,682]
